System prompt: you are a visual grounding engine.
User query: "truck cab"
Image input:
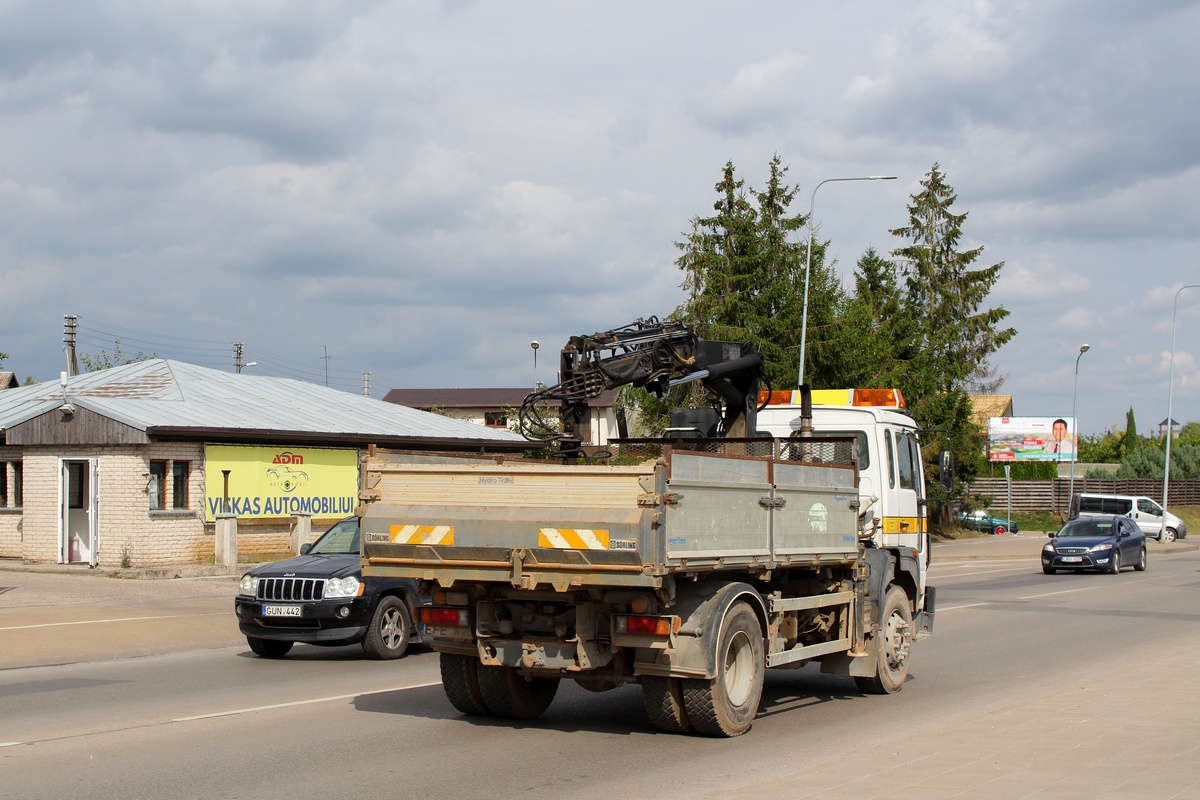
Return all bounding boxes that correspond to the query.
[757,388,931,601]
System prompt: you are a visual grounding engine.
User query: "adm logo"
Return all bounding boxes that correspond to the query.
[266,452,309,493]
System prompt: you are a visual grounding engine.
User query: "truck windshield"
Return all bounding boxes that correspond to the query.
[308,518,360,554]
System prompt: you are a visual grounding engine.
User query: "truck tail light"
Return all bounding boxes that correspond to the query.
[615,615,679,636]
[420,607,469,627]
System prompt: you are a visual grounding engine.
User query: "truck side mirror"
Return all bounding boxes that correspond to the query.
[939,449,955,493]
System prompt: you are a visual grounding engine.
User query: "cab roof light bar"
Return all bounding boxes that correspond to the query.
[757,388,906,409]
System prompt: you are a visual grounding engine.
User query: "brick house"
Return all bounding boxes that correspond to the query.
[0,360,528,568]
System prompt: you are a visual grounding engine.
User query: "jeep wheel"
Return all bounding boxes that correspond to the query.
[362,596,411,660]
[247,636,293,658]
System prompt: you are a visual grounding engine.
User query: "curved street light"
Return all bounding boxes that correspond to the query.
[796,175,897,388]
[1163,284,1200,513]
[1067,344,1090,508]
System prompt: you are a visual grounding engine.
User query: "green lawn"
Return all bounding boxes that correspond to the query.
[1169,506,1199,532]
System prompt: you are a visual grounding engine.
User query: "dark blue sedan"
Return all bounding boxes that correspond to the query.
[1042,515,1147,575]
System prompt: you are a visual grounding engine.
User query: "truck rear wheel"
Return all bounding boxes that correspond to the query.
[682,602,764,737]
[642,676,694,733]
[476,664,559,720]
[439,653,490,716]
[855,585,912,695]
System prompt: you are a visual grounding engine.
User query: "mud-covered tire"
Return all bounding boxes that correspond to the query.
[439,653,491,716]
[642,676,694,734]
[682,602,764,737]
[855,585,913,695]
[247,636,293,658]
[1134,547,1148,572]
[361,596,411,660]
[475,664,559,720]
[1162,528,1177,543]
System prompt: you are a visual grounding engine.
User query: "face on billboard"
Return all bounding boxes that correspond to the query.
[204,445,358,521]
[988,417,1077,462]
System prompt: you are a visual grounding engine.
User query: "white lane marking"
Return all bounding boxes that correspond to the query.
[938,603,990,611]
[0,615,185,631]
[1019,586,1101,600]
[934,566,1036,579]
[171,680,442,722]
[0,742,23,747]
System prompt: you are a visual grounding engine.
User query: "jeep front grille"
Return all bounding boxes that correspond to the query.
[257,577,326,601]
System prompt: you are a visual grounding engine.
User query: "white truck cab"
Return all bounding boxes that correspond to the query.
[757,388,931,597]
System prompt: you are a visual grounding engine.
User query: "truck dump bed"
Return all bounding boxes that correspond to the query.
[360,440,859,591]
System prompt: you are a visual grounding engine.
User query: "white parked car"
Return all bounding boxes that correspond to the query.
[1071,493,1187,542]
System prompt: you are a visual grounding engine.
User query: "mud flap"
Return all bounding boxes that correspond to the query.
[915,585,936,639]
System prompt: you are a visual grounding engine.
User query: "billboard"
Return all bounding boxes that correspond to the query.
[988,417,1078,462]
[203,445,358,521]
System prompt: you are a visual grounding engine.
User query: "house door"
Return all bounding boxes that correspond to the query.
[61,459,98,566]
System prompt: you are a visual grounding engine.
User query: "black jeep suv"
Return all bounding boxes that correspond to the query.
[235,516,422,659]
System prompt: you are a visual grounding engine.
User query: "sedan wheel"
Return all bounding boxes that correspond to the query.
[993,525,1007,535]
[1134,547,1148,572]
[1108,550,1121,574]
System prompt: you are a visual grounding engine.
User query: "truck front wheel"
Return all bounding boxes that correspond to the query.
[855,585,912,695]
[682,602,765,737]
[439,653,490,716]
[476,664,559,720]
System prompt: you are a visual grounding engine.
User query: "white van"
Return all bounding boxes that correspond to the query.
[1071,493,1188,542]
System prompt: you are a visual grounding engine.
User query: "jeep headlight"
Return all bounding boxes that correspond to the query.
[324,576,360,598]
[240,575,259,596]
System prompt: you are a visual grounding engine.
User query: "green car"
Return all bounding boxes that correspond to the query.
[955,509,1019,535]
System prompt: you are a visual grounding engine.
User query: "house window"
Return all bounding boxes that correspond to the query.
[12,461,20,507]
[149,461,167,510]
[172,461,190,509]
[484,412,508,428]
[0,462,6,506]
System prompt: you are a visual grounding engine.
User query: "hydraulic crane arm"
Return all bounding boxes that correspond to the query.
[518,317,765,457]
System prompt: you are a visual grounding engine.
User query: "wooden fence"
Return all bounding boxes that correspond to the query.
[962,478,1200,514]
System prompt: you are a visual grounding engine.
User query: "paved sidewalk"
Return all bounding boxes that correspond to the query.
[717,644,1200,800]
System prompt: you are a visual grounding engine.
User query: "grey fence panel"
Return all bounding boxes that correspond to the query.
[964,478,1200,512]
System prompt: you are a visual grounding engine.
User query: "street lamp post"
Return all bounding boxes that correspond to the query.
[1163,284,1200,514]
[1068,344,1090,509]
[796,175,897,388]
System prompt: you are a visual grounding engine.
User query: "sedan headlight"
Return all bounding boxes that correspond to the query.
[240,574,259,596]
[324,576,361,598]
[1088,543,1114,552]
[1043,543,1056,552]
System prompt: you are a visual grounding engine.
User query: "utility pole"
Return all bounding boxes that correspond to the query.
[234,343,244,373]
[63,315,80,376]
[363,372,371,397]
[322,346,331,387]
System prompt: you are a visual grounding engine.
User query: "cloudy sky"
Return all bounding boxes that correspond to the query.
[1,0,1198,436]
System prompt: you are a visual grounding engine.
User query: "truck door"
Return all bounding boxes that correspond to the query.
[883,429,922,547]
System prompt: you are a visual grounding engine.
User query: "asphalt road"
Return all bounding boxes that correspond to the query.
[2,548,1199,800]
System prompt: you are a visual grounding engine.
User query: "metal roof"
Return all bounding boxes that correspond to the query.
[0,360,529,445]
[384,387,620,408]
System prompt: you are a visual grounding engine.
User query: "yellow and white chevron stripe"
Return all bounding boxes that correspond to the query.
[389,524,455,545]
[537,528,610,550]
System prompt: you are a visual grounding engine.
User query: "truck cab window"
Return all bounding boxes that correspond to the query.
[898,433,915,490]
[885,430,896,489]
